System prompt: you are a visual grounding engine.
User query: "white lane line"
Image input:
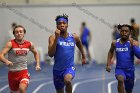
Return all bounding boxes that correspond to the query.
[0,78,51,92]
[0,85,9,92]
[32,81,53,93]
[72,77,114,93]
[108,80,117,93]
[108,70,140,93]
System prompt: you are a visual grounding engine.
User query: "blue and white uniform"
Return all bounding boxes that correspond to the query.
[53,32,76,89]
[81,27,90,49]
[115,39,135,92]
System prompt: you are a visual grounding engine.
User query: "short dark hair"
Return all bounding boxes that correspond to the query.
[13,25,26,34]
[130,18,135,23]
[55,14,68,22]
[114,24,118,28]
[82,22,86,26]
[12,22,17,27]
[118,24,133,31]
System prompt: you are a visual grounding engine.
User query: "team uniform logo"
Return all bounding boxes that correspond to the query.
[116,47,128,52]
[13,48,29,56]
[59,41,75,46]
[16,50,28,55]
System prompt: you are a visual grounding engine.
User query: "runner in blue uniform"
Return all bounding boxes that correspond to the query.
[80,22,91,61]
[106,24,140,93]
[48,14,86,93]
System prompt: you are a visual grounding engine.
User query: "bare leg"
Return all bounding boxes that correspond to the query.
[117,75,125,93]
[19,83,27,93]
[87,48,91,61]
[56,89,64,93]
[64,74,73,93]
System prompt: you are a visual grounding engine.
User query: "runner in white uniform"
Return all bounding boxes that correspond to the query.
[0,25,41,93]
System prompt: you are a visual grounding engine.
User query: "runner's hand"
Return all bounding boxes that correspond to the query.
[6,61,13,66]
[106,66,111,72]
[82,57,86,66]
[36,65,41,71]
[55,29,61,38]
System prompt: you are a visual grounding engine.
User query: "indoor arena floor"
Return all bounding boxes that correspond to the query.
[0,62,140,93]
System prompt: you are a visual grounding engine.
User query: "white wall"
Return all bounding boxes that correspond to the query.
[1,0,140,4]
[0,4,140,64]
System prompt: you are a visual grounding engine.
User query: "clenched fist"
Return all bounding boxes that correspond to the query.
[55,29,61,38]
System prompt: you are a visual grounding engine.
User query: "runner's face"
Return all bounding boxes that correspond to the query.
[57,20,68,33]
[14,27,25,40]
[120,26,130,40]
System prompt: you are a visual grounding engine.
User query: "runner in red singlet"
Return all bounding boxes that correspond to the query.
[0,25,41,93]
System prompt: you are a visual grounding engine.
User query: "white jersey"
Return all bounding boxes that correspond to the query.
[8,39,31,71]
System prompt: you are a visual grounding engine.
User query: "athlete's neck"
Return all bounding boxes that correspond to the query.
[120,38,128,44]
[60,32,68,38]
[15,39,24,44]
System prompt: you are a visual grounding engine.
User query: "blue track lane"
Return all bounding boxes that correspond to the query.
[0,63,140,93]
